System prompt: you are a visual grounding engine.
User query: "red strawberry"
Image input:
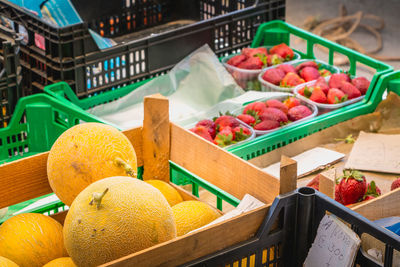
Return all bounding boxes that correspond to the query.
[214,126,234,147]
[336,170,367,205]
[190,126,214,142]
[266,54,284,66]
[215,115,239,129]
[196,119,216,138]
[319,69,332,77]
[269,43,294,60]
[260,108,288,123]
[262,68,285,85]
[243,102,267,116]
[314,77,329,94]
[237,56,264,70]
[300,67,321,82]
[329,73,351,88]
[307,174,320,190]
[335,185,343,204]
[309,88,327,103]
[276,64,296,74]
[283,97,300,109]
[242,47,268,58]
[327,88,347,104]
[364,181,382,199]
[287,105,312,121]
[280,72,305,87]
[351,77,370,95]
[227,55,246,67]
[295,61,318,73]
[266,99,288,114]
[363,195,376,201]
[237,114,256,126]
[340,82,361,99]
[253,120,280,131]
[391,177,400,190]
[233,126,251,141]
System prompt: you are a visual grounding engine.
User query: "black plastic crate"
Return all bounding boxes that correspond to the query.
[0,23,21,128]
[0,0,285,98]
[185,187,400,266]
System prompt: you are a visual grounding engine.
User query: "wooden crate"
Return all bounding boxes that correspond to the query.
[0,94,296,266]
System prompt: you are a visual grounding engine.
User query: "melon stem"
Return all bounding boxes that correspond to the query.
[90,188,109,209]
[115,157,136,177]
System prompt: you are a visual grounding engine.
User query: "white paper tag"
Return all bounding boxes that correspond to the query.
[262,147,345,178]
[304,214,361,267]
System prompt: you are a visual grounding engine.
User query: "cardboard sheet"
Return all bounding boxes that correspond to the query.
[262,147,345,179]
[345,131,400,174]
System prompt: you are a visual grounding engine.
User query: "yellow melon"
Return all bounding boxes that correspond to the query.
[63,176,176,267]
[145,180,183,206]
[0,213,67,267]
[172,200,221,236]
[47,123,137,206]
[43,257,76,267]
[0,256,19,267]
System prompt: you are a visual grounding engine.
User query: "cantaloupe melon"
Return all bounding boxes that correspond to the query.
[172,200,221,236]
[63,176,176,267]
[0,256,19,267]
[43,257,76,267]
[0,213,67,267]
[47,123,137,206]
[145,180,183,206]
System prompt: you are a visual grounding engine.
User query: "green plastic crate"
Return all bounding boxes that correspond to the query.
[0,93,239,223]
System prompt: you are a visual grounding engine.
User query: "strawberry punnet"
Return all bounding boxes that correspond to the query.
[336,170,367,205]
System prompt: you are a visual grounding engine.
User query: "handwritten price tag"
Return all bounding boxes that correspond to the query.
[304,214,361,267]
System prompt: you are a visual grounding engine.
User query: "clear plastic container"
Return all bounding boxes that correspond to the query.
[187,118,256,149]
[233,93,318,136]
[221,47,301,91]
[258,59,341,93]
[293,77,365,114]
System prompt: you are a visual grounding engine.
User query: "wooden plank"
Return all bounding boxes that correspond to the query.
[0,152,50,208]
[142,94,170,182]
[122,126,143,166]
[279,156,297,194]
[170,124,280,204]
[0,127,143,209]
[102,205,269,267]
[319,169,336,198]
[352,188,400,221]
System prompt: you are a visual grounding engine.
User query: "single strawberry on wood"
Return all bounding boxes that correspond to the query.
[363,181,381,201]
[336,170,367,205]
[391,177,400,190]
[306,174,320,190]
